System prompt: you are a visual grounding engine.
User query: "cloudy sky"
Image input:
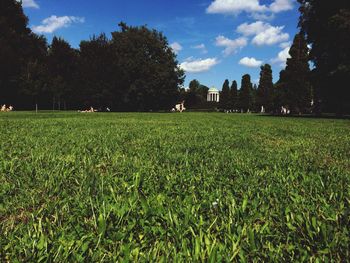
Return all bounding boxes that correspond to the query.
[21,0,299,89]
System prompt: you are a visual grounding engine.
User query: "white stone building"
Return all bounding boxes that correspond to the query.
[207,87,220,102]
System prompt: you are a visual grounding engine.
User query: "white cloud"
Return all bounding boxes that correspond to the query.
[170,42,183,54]
[250,13,275,21]
[192,44,208,54]
[32,15,85,34]
[206,0,267,15]
[252,25,289,45]
[236,21,270,36]
[270,0,294,13]
[237,21,289,46]
[180,57,219,73]
[18,0,39,9]
[206,0,294,17]
[271,46,291,67]
[215,35,247,56]
[239,57,263,67]
[279,41,291,48]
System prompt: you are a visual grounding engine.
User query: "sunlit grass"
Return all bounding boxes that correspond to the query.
[1,112,349,261]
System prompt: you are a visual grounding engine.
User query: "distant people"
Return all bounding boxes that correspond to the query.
[281,106,286,115]
[1,105,13,112]
[281,106,290,115]
[261,106,265,113]
[78,106,96,113]
[174,101,186,112]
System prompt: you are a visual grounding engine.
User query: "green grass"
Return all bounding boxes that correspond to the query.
[1,112,349,262]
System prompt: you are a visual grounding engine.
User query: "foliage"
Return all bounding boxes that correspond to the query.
[297,0,350,114]
[0,2,184,111]
[257,64,274,112]
[184,79,209,108]
[110,22,184,111]
[0,0,46,106]
[78,34,116,108]
[0,112,349,261]
[276,33,312,114]
[229,80,238,109]
[220,79,230,110]
[239,74,254,111]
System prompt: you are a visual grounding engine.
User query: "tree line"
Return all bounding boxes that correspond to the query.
[1,0,349,114]
[0,0,184,111]
[210,32,313,114]
[189,0,350,115]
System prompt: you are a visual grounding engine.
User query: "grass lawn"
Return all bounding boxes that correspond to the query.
[1,112,349,261]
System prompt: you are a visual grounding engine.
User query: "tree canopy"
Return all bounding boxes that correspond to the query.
[297,0,350,114]
[220,79,230,109]
[1,2,185,111]
[276,33,312,113]
[239,74,253,111]
[257,64,274,112]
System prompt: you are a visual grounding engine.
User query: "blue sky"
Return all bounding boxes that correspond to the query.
[21,0,300,90]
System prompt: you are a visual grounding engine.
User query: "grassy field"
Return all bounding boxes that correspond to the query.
[0,112,349,261]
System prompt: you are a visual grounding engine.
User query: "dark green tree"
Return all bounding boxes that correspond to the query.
[0,0,47,108]
[273,70,286,113]
[48,37,78,110]
[298,0,350,114]
[78,34,115,109]
[185,79,201,107]
[229,80,238,109]
[257,64,274,111]
[198,84,209,101]
[21,60,48,111]
[111,22,184,111]
[185,80,208,108]
[189,79,200,92]
[277,33,312,113]
[220,79,230,109]
[239,74,253,112]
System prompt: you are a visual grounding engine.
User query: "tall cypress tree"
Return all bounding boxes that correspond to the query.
[257,64,273,111]
[220,79,230,109]
[229,80,238,109]
[239,74,253,112]
[277,33,312,113]
[298,0,350,115]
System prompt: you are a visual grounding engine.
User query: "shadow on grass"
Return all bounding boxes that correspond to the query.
[256,113,350,120]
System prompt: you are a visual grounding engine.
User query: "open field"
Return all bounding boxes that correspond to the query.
[0,112,349,261]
